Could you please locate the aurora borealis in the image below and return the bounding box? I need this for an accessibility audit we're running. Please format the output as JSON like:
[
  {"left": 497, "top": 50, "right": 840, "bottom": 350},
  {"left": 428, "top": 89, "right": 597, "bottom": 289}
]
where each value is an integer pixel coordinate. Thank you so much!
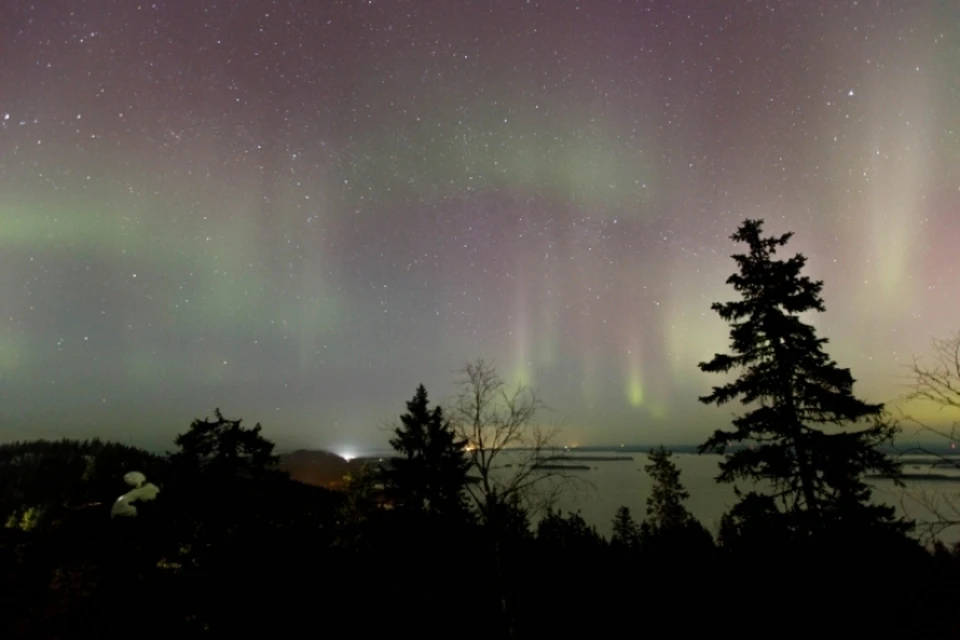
[{"left": 1, "top": 1, "right": 958, "bottom": 451}]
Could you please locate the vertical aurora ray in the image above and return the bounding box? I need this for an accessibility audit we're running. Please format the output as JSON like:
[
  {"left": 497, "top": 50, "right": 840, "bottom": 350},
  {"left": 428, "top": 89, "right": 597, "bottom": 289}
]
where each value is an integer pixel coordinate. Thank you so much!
[
  {"left": 536, "top": 295, "right": 559, "bottom": 370},
  {"left": 572, "top": 239, "right": 601, "bottom": 407},
  {"left": 534, "top": 222, "right": 562, "bottom": 371},
  {"left": 625, "top": 334, "right": 644, "bottom": 408},
  {"left": 861, "top": 70, "right": 934, "bottom": 308},
  {"left": 297, "top": 256, "right": 341, "bottom": 373},
  {"left": 509, "top": 262, "right": 533, "bottom": 389},
  {"left": 618, "top": 249, "right": 647, "bottom": 410},
  {"left": 0, "top": 334, "right": 24, "bottom": 376},
  {"left": 813, "top": 21, "right": 946, "bottom": 364}
]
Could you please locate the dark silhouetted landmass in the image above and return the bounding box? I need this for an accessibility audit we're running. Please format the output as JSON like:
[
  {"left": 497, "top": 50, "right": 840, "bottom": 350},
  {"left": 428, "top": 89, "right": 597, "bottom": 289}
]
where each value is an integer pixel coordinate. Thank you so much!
[
  {"left": 868, "top": 473, "right": 960, "bottom": 482},
  {"left": 544, "top": 455, "right": 633, "bottom": 462},
  {"left": 897, "top": 458, "right": 960, "bottom": 467},
  {"left": 532, "top": 463, "right": 591, "bottom": 470},
  {"left": 279, "top": 449, "right": 369, "bottom": 489}
]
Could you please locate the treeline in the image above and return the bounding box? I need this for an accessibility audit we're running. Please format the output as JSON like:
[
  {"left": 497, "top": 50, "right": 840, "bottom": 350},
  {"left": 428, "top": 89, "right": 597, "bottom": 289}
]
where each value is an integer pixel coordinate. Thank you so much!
[
  {"left": 1, "top": 403, "right": 958, "bottom": 639},
  {"left": 4, "top": 218, "right": 960, "bottom": 638}
]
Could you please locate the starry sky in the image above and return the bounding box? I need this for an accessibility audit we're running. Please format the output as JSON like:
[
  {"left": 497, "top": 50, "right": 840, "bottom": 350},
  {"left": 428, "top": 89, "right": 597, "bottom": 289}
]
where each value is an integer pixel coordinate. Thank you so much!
[{"left": 1, "top": 0, "right": 958, "bottom": 452}]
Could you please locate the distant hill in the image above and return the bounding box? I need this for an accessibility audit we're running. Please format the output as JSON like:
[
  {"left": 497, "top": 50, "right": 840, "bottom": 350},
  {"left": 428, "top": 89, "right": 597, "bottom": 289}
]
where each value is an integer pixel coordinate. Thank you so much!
[{"left": 279, "top": 449, "right": 380, "bottom": 490}]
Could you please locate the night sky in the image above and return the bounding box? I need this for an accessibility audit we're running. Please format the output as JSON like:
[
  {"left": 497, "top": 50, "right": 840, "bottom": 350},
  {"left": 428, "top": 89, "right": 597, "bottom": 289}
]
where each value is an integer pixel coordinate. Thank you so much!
[{"left": 1, "top": 1, "right": 958, "bottom": 452}]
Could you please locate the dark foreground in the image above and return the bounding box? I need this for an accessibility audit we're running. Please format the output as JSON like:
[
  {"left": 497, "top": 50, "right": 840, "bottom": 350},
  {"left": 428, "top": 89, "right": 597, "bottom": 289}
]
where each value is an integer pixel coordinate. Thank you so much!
[
  {"left": 4, "top": 437, "right": 960, "bottom": 639},
  {"left": 4, "top": 481, "right": 960, "bottom": 639}
]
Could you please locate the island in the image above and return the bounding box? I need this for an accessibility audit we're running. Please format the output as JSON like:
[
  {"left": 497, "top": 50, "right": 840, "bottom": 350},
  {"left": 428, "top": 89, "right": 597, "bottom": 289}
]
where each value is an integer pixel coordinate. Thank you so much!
[
  {"left": 544, "top": 455, "right": 633, "bottom": 462},
  {"left": 532, "top": 463, "right": 591, "bottom": 471}
]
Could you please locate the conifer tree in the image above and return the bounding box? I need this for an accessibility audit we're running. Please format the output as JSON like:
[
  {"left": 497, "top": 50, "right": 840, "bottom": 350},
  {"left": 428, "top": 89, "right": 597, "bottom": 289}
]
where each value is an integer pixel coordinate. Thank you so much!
[
  {"left": 638, "top": 447, "right": 713, "bottom": 556},
  {"left": 384, "top": 384, "right": 471, "bottom": 518},
  {"left": 642, "top": 447, "right": 695, "bottom": 532},
  {"left": 536, "top": 509, "right": 602, "bottom": 550},
  {"left": 171, "top": 408, "right": 280, "bottom": 481},
  {"left": 610, "top": 506, "right": 641, "bottom": 550},
  {"left": 698, "top": 219, "right": 909, "bottom": 539}
]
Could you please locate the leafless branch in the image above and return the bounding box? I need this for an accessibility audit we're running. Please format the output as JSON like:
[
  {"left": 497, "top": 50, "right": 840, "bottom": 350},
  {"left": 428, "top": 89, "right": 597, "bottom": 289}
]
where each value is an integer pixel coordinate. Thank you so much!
[
  {"left": 446, "top": 358, "right": 588, "bottom": 524},
  {"left": 895, "top": 331, "right": 960, "bottom": 544},
  {"left": 895, "top": 476, "right": 960, "bottom": 546},
  {"left": 905, "top": 331, "right": 960, "bottom": 415}
]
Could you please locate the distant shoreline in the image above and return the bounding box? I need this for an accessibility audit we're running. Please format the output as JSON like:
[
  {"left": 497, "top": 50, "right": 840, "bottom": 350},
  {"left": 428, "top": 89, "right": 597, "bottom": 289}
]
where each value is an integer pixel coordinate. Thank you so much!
[
  {"left": 533, "top": 464, "right": 591, "bottom": 471},
  {"left": 543, "top": 455, "right": 633, "bottom": 462},
  {"left": 272, "top": 443, "right": 960, "bottom": 458},
  {"left": 868, "top": 473, "right": 960, "bottom": 483}
]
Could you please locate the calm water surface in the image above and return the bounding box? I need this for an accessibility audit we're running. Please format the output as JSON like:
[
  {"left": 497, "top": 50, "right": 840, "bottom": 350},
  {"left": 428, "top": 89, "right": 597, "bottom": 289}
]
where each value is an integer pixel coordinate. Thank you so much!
[{"left": 365, "top": 450, "right": 960, "bottom": 544}]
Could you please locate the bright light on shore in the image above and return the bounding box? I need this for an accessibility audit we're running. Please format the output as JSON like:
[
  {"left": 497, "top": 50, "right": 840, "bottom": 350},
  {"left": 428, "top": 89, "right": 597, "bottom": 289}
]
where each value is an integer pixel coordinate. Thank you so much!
[{"left": 339, "top": 450, "right": 356, "bottom": 462}]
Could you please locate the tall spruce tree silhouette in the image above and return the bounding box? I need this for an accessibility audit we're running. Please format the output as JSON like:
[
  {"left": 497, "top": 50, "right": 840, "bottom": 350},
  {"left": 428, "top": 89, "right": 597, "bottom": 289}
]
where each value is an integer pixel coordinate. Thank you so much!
[
  {"left": 698, "top": 219, "right": 909, "bottom": 540},
  {"left": 385, "top": 385, "right": 471, "bottom": 519}
]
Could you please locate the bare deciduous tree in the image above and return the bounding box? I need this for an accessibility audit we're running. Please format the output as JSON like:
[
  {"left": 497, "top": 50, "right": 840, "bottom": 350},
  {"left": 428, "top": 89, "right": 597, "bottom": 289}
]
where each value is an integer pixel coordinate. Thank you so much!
[
  {"left": 444, "top": 359, "right": 586, "bottom": 638},
  {"left": 906, "top": 331, "right": 960, "bottom": 434},
  {"left": 447, "top": 358, "right": 579, "bottom": 524},
  {"left": 899, "top": 330, "right": 960, "bottom": 542}
]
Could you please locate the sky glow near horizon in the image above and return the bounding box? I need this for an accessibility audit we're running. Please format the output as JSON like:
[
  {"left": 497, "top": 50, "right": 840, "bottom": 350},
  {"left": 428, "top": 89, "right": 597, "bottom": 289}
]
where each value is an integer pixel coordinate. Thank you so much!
[{"left": 1, "top": 1, "right": 958, "bottom": 451}]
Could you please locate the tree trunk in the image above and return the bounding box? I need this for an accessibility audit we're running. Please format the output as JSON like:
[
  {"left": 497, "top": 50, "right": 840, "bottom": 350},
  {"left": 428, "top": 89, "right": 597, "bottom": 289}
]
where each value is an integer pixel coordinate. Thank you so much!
[
  {"left": 493, "top": 536, "right": 515, "bottom": 638},
  {"left": 486, "top": 498, "right": 515, "bottom": 638},
  {"left": 773, "top": 341, "right": 819, "bottom": 523}
]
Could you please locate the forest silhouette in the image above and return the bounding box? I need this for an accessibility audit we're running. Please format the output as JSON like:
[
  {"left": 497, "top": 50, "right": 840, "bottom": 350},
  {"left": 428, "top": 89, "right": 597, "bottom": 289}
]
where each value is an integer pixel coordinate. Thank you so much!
[{"left": 3, "top": 220, "right": 960, "bottom": 638}]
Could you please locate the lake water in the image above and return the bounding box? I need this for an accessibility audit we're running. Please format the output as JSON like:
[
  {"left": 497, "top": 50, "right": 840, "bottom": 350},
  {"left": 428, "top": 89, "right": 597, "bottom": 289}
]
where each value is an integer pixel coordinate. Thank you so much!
[
  {"left": 540, "top": 453, "right": 960, "bottom": 543},
  {"left": 368, "top": 450, "right": 960, "bottom": 545}
]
